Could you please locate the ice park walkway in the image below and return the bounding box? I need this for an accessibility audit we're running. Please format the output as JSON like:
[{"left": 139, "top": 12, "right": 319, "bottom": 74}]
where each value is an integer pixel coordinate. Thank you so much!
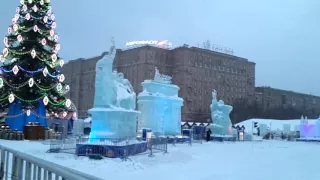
[{"left": 1, "top": 139, "right": 319, "bottom": 180}]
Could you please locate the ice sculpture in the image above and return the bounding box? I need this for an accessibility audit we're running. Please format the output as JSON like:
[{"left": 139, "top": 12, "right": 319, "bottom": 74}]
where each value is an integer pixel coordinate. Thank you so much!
[
  {"left": 299, "top": 116, "right": 320, "bottom": 138},
  {"left": 137, "top": 67, "right": 183, "bottom": 136},
  {"left": 300, "top": 115, "right": 308, "bottom": 125},
  {"left": 209, "top": 90, "right": 233, "bottom": 136},
  {"left": 88, "top": 53, "right": 140, "bottom": 139},
  {"left": 282, "top": 124, "right": 291, "bottom": 134}
]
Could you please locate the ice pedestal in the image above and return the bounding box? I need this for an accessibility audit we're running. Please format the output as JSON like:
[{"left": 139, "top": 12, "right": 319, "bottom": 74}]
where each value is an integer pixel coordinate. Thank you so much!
[
  {"left": 137, "top": 68, "right": 183, "bottom": 136},
  {"left": 163, "top": 101, "right": 183, "bottom": 135},
  {"left": 138, "top": 98, "right": 167, "bottom": 135},
  {"left": 89, "top": 108, "right": 139, "bottom": 139}
]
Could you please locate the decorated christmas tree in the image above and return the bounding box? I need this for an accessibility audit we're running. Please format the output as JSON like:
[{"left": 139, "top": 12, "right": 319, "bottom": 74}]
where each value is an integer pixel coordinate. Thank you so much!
[{"left": 0, "top": 0, "right": 72, "bottom": 130}]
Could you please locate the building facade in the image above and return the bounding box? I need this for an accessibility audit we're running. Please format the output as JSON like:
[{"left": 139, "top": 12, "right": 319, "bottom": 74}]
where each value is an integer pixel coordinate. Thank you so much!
[
  {"left": 62, "top": 46, "right": 255, "bottom": 121},
  {"left": 60, "top": 52, "right": 107, "bottom": 117},
  {"left": 114, "top": 45, "right": 256, "bottom": 122},
  {"left": 255, "top": 86, "right": 320, "bottom": 112}
]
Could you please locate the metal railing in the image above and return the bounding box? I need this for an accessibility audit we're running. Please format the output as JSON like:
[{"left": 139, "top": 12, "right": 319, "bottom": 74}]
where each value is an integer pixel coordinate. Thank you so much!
[
  {"left": 149, "top": 137, "right": 168, "bottom": 152},
  {"left": 48, "top": 136, "right": 170, "bottom": 159},
  {"left": 76, "top": 138, "right": 133, "bottom": 160},
  {"left": 47, "top": 138, "right": 77, "bottom": 154},
  {"left": 0, "top": 145, "right": 103, "bottom": 180},
  {"left": 147, "top": 137, "right": 168, "bottom": 157},
  {"left": 192, "top": 134, "right": 204, "bottom": 144}
]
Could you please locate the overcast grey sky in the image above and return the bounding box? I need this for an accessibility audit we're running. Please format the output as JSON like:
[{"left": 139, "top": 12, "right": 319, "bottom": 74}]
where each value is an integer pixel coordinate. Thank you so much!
[{"left": 1, "top": 0, "right": 320, "bottom": 95}]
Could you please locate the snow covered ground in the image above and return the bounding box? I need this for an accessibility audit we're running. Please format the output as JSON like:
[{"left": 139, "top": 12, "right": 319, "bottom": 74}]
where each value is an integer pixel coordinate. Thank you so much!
[{"left": 1, "top": 139, "right": 320, "bottom": 180}]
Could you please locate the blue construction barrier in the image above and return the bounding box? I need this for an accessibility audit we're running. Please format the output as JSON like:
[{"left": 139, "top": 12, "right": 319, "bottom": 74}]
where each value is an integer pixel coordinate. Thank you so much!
[
  {"left": 76, "top": 138, "right": 148, "bottom": 158},
  {"left": 211, "top": 136, "right": 236, "bottom": 142}
]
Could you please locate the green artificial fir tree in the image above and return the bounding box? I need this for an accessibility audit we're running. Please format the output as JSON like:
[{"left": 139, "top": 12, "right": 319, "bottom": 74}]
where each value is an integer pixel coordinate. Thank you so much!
[{"left": 0, "top": 0, "right": 72, "bottom": 130}]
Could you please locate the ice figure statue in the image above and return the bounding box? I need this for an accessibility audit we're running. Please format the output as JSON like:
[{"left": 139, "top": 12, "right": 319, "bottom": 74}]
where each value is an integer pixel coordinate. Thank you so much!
[
  {"left": 89, "top": 42, "right": 140, "bottom": 139},
  {"left": 137, "top": 67, "right": 183, "bottom": 136},
  {"left": 300, "top": 115, "right": 308, "bottom": 125},
  {"left": 209, "top": 90, "right": 233, "bottom": 136}
]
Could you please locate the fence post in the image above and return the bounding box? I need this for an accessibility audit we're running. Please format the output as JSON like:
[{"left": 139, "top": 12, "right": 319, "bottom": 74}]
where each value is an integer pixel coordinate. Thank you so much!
[
  {"left": 0, "top": 148, "right": 4, "bottom": 180},
  {"left": 24, "top": 161, "right": 31, "bottom": 180},
  {"left": 124, "top": 140, "right": 128, "bottom": 161},
  {"left": 33, "top": 165, "right": 36, "bottom": 180},
  {"left": 122, "top": 140, "right": 129, "bottom": 161},
  {"left": 0, "top": 162, "right": 3, "bottom": 180},
  {"left": 164, "top": 138, "right": 168, "bottom": 154},
  {"left": 172, "top": 137, "right": 176, "bottom": 147},
  {"left": 188, "top": 137, "right": 192, "bottom": 146},
  {"left": 17, "top": 158, "right": 23, "bottom": 180},
  {"left": 5, "top": 151, "right": 9, "bottom": 180},
  {"left": 148, "top": 138, "right": 154, "bottom": 157},
  {"left": 11, "top": 155, "right": 17, "bottom": 180},
  {"left": 43, "top": 170, "right": 48, "bottom": 180},
  {"left": 37, "top": 166, "right": 41, "bottom": 180}
]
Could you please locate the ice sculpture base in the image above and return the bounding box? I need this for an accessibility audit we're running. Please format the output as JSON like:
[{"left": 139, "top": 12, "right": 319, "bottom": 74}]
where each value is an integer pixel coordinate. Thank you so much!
[
  {"left": 89, "top": 107, "right": 140, "bottom": 139},
  {"left": 76, "top": 140, "right": 147, "bottom": 158}
]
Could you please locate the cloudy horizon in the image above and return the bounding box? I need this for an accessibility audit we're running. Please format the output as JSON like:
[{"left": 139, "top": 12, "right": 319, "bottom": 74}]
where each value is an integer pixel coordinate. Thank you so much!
[{"left": 1, "top": 0, "right": 319, "bottom": 95}]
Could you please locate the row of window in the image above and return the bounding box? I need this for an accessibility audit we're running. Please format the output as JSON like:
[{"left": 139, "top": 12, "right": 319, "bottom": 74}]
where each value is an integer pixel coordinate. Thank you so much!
[
  {"left": 266, "top": 97, "right": 318, "bottom": 108},
  {"left": 190, "top": 78, "right": 248, "bottom": 89},
  {"left": 188, "top": 60, "right": 250, "bottom": 75},
  {"left": 187, "top": 68, "right": 249, "bottom": 81},
  {"left": 188, "top": 52, "right": 249, "bottom": 67}
]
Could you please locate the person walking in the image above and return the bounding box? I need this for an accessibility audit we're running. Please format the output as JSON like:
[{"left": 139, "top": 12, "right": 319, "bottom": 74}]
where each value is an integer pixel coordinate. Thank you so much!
[{"left": 206, "top": 128, "right": 212, "bottom": 142}]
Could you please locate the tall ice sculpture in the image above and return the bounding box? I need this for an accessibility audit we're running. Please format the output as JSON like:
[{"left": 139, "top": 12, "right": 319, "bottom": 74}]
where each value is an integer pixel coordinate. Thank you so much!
[
  {"left": 137, "top": 67, "right": 184, "bottom": 136},
  {"left": 89, "top": 42, "right": 140, "bottom": 139},
  {"left": 209, "top": 90, "right": 233, "bottom": 136}
]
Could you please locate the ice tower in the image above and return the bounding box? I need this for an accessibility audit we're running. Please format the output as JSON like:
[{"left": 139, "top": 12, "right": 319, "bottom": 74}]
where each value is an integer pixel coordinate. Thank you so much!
[
  {"left": 88, "top": 43, "right": 140, "bottom": 139},
  {"left": 209, "top": 90, "right": 233, "bottom": 136},
  {"left": 137, "top": 68, "right": 183, "bottom": 136}
]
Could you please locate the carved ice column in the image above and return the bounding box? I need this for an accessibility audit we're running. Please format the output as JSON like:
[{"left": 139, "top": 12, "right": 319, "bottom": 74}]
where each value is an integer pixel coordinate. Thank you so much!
[{"left": 138, "top": 67, "right": 183, "bottom": 136}]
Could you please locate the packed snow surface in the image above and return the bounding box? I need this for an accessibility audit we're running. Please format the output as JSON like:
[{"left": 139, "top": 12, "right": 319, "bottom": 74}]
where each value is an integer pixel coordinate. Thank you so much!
[{"left": 1, "top": 139, "right": 319, "bottom": 180}]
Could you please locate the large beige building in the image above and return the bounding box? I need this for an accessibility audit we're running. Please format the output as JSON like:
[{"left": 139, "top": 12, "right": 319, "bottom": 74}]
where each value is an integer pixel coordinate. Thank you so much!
[
  {"left": 62, "top": 45, "right": 256, "bottom": 121},
  {"left": 60, "top": 52, "right": 107, "bottom": 117},
  {"left": 114, "top": 45, "right": 255, "bottom": 122}
]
